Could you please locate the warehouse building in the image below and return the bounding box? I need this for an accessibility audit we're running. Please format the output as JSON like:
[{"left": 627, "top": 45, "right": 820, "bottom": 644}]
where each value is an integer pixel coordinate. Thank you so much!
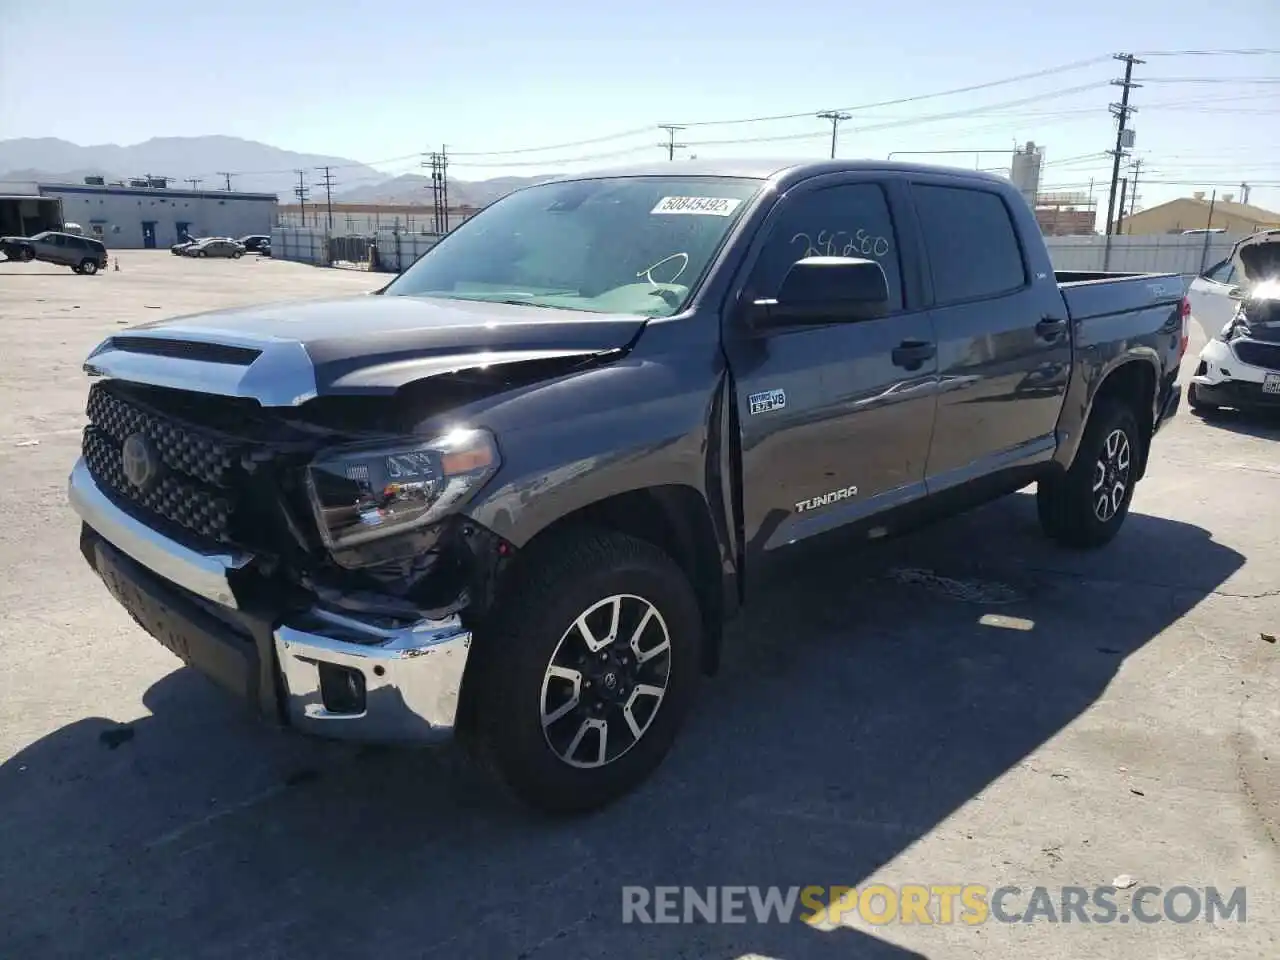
[{"left": 0, "top": 178, "right": 278, "bottom": 249}]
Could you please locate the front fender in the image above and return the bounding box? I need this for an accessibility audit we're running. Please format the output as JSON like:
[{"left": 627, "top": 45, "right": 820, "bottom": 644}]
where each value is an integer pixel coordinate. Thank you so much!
[{"left": 460, "top": 351, "right": 726, "bottom": 551}]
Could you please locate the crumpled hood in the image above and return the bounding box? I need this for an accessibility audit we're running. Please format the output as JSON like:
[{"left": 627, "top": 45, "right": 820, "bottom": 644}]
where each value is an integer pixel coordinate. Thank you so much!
[{"left": 84, "top": 294, "right": 648, "bottom": 406}]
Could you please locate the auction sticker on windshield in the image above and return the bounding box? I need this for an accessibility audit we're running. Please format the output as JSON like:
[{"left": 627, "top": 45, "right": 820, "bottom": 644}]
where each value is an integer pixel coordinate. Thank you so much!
[{"left": 651, "top": 196, "right": 743, "bottom": 216}]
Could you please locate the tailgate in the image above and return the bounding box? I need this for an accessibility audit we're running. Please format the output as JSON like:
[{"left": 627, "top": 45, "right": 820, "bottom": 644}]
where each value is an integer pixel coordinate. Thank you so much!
[{"left": 1057, "top": 272, "right": 1185, "bottom": 323}]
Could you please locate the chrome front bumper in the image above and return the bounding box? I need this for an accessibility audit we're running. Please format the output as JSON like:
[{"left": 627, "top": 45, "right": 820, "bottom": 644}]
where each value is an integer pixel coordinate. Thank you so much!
[{"left": 68, "top": 458, "right": 472, "bottom": 743}]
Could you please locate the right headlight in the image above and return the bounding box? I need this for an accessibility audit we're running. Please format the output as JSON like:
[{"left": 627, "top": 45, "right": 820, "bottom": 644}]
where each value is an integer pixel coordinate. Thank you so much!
[{"left": 306, "top": 428, "right": 499, "bottom": 552}]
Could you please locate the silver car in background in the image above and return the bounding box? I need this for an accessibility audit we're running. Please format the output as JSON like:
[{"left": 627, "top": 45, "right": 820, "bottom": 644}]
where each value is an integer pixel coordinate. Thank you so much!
[{"left": 184, "top": 237, "right": 245, "bottom": 259}]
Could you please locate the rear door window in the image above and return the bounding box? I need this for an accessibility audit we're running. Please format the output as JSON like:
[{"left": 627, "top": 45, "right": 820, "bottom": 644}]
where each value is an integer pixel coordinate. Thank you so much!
[
  {"left": 750, "top": 182, "right": 904, "bottom": 312},
  {"left": 912, "top": 185, "right": 1027, "bottom": 304}
]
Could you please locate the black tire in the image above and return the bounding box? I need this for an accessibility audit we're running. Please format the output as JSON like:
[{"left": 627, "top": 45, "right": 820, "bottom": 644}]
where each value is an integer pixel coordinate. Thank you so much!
[
  {"left": 1187, "top": 383, "right": 1217, "bottom": 414},
  {"left": 197, "top": 250, "right": 207, "bottom": 258},
  {"left": 79, "top": 258, "right": 98, "bottom": 275},
  {"left": 1037, "top": 400, "right": 1141, "bottom": 549},
  {"left": 232, "top": 250, "right": 243, "bottom": 259},
  {"left": 470, "top": 528, "right": 702, "bottom": 815},
  {"left": 20, "top": 247, "right": 34, "bottom": 262},
  {"left": 70, "top": 264, "right": 83, "bottom": 274}
]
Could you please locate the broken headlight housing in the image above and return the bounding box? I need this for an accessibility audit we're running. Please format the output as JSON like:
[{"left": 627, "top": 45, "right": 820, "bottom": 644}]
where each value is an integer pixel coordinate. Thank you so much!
[{"left": 306, "top": 428, "right": 499, "bottom": 551}]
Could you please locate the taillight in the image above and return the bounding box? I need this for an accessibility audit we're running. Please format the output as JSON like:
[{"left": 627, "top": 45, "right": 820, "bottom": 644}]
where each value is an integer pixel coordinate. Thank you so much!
[{"left": 1177, "top": 297, "right": 1190, "bottom": 362}]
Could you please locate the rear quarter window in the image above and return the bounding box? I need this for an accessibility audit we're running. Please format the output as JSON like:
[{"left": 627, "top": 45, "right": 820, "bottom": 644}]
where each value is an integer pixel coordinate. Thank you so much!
[{"left": 912, "top": 185, "right": 1027, "bottom": 305}]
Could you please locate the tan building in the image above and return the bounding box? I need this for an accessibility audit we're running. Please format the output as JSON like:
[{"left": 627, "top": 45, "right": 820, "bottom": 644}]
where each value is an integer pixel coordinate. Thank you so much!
[{"left": 1119, "top": 192, "right": 1280, "bottom": 236}]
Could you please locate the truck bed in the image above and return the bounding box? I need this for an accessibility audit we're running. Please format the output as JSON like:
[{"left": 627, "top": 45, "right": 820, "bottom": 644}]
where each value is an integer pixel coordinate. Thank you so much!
[{"left": 1056, "top": 270, "right": 1186, "bottom": 323}]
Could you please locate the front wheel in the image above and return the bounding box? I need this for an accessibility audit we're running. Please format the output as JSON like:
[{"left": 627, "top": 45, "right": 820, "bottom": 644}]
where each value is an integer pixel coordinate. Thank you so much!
[
  {"left": 232, "top": 250, "right": 243, "bottom": 259},
  {"left": 1037, "top": 400, "right": 1141, "bottom": 549},
  {"left": 470, "top": 529, "right": 702, "bottom": 814}
]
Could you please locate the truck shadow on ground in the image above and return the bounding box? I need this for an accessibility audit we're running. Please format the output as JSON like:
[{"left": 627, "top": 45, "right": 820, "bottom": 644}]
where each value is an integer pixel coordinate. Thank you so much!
[{"left": 0, "top": 492, "right": 1244, "bottom": 960}]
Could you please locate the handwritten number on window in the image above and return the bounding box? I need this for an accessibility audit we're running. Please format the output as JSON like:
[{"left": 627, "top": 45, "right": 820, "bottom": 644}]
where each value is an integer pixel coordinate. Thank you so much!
[{"left": 790, "top": 230, "right": 890, "bottom": 259}]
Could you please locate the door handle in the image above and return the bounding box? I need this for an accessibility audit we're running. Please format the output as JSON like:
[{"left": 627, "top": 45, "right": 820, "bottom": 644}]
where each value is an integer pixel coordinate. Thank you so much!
[
  {"left": 891, "top": 339, "right": 936, "bottom": 369},
  {"left": 1036, "top": 317, "right": 1067, "bottom": 340}
]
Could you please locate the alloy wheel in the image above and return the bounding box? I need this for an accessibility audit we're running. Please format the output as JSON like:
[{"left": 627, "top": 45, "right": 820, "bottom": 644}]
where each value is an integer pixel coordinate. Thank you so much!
[
  {"left": 1092, "top": 427, "right": 1131, "bottom": 522},
  {"left": 539, "top": 594, "right": 672, "bottom": 769}
]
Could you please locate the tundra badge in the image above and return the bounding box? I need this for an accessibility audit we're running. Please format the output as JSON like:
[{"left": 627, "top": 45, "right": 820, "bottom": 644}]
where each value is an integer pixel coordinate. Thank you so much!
[
  {"left": 795, "top": 485, "right": 859, "bottom": 513},
  {"left": 749, "top": 389, "right": 787, "bottom": 415}
]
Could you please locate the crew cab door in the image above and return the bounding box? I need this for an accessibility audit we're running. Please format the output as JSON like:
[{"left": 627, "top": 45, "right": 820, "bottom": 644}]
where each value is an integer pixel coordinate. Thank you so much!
[
  {"left": 908, "top": 180, "right": 1072, "bottom": 488},
  {"left": 722, "top": 175, "right": 938, "bottom": 565}
]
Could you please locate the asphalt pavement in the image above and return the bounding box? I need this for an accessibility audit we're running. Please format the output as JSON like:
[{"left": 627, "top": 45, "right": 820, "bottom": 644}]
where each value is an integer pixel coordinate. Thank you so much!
[{"left": 0, "top": 251, "right": 1277, "bottom": 959}]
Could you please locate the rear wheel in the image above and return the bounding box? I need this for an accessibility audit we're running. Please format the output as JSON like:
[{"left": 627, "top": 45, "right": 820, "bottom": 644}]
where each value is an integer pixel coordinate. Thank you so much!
[
  {"left": 79, "top": 258, "right": 98, "bottom": 275},
  {"left": 1037, "top": 400, "right": 1140, "bottom": 549},
  {"left": 470, "top": 529, "right": 702, "bottom": 814}
]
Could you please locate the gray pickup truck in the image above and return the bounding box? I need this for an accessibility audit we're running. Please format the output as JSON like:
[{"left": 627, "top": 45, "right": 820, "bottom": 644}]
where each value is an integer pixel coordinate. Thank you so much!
[{"left": 69, "top": 160, "right": 1186, "bottom": 813}]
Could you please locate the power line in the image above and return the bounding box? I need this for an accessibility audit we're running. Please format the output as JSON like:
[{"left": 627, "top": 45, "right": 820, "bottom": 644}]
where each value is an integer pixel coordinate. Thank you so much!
[
  {"left": 816, "top": 111, "right": 853, "bottom": 159},
  {"left": 450, "top": 127, "right": 654, "bottom": 158},
  {"left": 1136, "top": 48, "right": 1280, "bottom": 56},
  {"left": 1139, "top": 76, "right": 1280, "bottom": 83},
  {"left": 666, "top": 54, "right": 1113, "bottom": 128}
]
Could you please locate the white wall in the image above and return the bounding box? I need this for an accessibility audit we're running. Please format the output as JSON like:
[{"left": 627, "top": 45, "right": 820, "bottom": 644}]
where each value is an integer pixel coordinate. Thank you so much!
[
  {"left": 42, "top": 187, "right": 277, "bottom": 249},
  {"left": 1045, "top": 233, "right": 1241, "bottom": 275}
]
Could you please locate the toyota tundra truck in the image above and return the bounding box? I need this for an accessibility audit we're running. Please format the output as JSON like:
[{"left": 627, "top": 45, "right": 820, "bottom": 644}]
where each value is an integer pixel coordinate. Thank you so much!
[{"left": 69, "top": 160, "right": 1186, "bottom": 813}]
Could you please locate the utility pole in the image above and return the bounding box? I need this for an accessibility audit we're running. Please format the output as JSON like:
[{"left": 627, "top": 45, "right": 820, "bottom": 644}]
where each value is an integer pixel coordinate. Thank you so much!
[
  {"left": 1127, "top": 158, "right": 1143, "bottom": 229},
  {"left": 1105, "top": 53, "right": 1143, "bottom": 237},
  {"left": 294, "top": 170, "right": 310, "bottom": 228},
  {"left": 1199, "top": 189, "right": 1217, "bottom": 274},
  {"left": 657, "top": 125, "right": 686, "bottom": 161},
  {"left": 1240, "top": 182, "right": 1251, "bottom": 205},
  {"left": 316, "top": 166, "right": 337, "bottom": 230},
  {"left": 440, "top": 145, "right": 450, "bottom": 233},
  {"left": 817, "top": 111, "right": 853, "bottom": 159},
  {"left": 1115, "top": 177, "right": 1128, "bottom": 236},
  {"left": 423, "top": 149, "right": 450, "bottom": 234},
  {"left": 217, "top": 172, "right": 234, "bottom": 191},
  {"left": 184, "top": 178, "right": 202, "bottom": 191}
]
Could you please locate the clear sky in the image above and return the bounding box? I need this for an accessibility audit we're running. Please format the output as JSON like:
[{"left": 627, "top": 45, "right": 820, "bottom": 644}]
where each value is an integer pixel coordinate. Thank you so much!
[{"left": 2, "top": 0, "right": 1278, "bottom": 216}]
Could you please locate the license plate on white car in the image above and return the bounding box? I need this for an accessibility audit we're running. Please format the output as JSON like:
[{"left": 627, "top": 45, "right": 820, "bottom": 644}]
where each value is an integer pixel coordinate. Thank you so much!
[{"left": 1264, "top": 373, "right": 1280, "bottom": 395}]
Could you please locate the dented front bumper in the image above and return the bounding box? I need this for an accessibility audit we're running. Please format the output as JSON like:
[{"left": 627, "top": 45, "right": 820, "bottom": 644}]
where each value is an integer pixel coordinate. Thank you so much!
[{"left": 69, "top": 457, "right": 472, "bottom": 743}]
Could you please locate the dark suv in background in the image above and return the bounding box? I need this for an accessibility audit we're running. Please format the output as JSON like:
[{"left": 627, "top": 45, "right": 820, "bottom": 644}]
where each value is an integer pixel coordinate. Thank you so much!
[
  {"left": 237, "top": 234, "right": 271, "bottom": 253},
  {"left": 0, "top": 231, "right": 109, "bottom": 274}
]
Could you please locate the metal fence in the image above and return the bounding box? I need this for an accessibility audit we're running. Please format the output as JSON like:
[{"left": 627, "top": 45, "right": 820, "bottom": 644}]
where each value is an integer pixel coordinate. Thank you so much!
[
  {"left": 1044, "top": 233, "right": 1241, "bottom": 275},
  {"left": 270, "top": 226, "right": 440, "bottom": 272}
]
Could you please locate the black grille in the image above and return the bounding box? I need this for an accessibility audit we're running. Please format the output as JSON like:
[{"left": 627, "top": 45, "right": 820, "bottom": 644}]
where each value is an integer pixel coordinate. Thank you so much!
[
  {"left": 1232, "top": 340, "right": 1280, "bottom": 370},
  {"left": 82, "top": 383, "right": 260, "bottom": 547},
  {"left": 86, "top": 383, "right": 239, "bottom": 486},
  {"left": 84, "top": 426, "right": 235, "bottom": 542}
]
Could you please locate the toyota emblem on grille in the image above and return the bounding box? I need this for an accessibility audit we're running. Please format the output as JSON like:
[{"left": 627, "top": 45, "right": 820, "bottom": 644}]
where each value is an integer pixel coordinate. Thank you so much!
[{"left": 121, "top": 433, "right": 160, "bottom": 490}]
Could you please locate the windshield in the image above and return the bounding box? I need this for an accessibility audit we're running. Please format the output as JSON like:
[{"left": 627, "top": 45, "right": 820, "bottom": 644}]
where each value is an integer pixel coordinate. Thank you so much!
[{"left": 383, "top": 176, "right": 762, "bottom": 316}]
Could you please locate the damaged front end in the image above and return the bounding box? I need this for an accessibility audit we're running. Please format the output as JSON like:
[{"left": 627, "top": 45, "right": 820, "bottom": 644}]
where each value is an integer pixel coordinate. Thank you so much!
[{"left": 70, "top": 340, "right": 623, "bottom": 741}]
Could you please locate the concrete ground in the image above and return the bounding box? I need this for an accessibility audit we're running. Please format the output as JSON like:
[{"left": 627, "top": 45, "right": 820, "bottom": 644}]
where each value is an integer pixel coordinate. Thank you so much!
[{"left": 0, "top": 250, "right": 1277, "bottom": 959}]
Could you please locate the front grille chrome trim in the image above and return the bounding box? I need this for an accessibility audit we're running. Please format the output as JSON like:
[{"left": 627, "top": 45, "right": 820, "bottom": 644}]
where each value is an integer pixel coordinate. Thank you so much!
[{"left": 69, "top": 458, "right": 251, "bottom": 608}]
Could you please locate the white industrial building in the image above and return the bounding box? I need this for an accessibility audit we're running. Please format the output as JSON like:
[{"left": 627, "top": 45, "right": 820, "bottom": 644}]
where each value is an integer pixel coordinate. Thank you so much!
[{"left": 0, "top": 178, "right": 278, "bottom": 249}]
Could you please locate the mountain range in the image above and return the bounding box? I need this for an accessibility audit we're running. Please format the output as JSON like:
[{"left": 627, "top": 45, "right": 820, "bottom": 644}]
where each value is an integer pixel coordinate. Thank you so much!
[{"left": 0, "top": 136, "right": 554, "bottom": 208}]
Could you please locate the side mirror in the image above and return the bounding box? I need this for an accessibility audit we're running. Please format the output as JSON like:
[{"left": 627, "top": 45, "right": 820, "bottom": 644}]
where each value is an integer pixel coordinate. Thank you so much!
[
  {"left": 1227, "top": 286, "right": 1245, "bottom": 301},
  {"left": 746, "top": 256, "right": 890, "bottom": 329}
]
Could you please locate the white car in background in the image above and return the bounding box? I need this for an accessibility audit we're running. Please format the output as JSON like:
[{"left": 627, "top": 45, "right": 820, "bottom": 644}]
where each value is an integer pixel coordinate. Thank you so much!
[{"left": 1187, "top": 230, "right": 1280, "bottom": 413}]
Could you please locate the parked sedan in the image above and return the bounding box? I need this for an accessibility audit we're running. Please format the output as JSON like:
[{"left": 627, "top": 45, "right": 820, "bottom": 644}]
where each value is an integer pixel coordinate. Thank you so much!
[
  {"left": 170, "top": 238, "right": 200, "bottom": 255},
  {"left": 236, "top": 234, "right": 271, "bottom": 253},
  {"left": 184, "top": 237, "right": 245, "bottom": 259}
]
